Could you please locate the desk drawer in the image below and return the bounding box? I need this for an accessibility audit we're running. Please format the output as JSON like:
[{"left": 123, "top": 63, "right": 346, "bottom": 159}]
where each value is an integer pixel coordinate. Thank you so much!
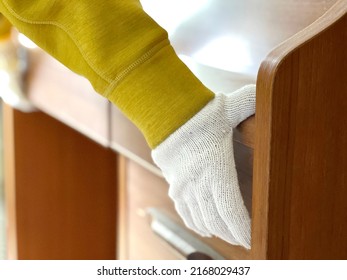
[{"left": 26, "top": 50, "right": 110, "bottom": 146}]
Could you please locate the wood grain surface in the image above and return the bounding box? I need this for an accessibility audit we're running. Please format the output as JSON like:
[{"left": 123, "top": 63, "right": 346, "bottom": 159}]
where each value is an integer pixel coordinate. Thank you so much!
[
  {"left": 252, "top": 0, "right": 347, "bottom": 259},
  {"left": 3, "top": 105, "right": 118, "bottom": 259}
]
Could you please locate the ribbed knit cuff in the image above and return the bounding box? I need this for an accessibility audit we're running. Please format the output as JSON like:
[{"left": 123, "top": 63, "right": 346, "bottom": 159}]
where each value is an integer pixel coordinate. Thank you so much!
[{"left": 106, "top": 43, "right": 215, "bottom": 149}]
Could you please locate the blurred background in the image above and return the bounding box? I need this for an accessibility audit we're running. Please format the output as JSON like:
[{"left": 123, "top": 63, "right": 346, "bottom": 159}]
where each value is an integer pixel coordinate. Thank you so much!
[
  {"left": 0, "top": 13, "right": 9, "bottom": 260},
  {"left": 0, "top": 103, "right": 4, "bottom": 260}
]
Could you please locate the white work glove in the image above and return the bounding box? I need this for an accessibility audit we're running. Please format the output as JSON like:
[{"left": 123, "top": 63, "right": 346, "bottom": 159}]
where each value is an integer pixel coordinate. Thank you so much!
[{"left": 152, "top": 85, "right": 256, "bottom": 249}]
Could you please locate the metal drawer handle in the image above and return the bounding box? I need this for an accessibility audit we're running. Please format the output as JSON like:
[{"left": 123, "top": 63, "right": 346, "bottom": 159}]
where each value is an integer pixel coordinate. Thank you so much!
[{"left": 147, "top": 208, "right": 225, "bottom": 260}]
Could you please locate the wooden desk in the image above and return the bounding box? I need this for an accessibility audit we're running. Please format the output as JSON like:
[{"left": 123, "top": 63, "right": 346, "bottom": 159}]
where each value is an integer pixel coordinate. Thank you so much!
[{"left": 3, "top": 0, "right": 347, "bottom": 259}]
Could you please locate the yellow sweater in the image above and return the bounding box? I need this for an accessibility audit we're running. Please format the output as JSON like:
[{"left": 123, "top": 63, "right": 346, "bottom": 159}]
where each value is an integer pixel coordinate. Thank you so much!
[
  {"left": 0, "top": 13, "right": 11, "bottom": 40},
  {"left": 0, "top": 0, "right": 214, "bottom": 148}
]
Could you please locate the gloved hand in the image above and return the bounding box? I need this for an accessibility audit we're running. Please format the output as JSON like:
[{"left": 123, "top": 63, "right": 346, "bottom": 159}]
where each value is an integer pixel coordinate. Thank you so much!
[{"left": 152, "top": 85, "right": 256, "bottom": 249}]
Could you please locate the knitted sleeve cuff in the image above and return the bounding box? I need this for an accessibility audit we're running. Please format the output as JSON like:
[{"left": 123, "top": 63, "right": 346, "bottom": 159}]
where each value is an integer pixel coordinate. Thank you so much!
[{"left": 106, "top": 42, "right": 215, "bottom": 148}]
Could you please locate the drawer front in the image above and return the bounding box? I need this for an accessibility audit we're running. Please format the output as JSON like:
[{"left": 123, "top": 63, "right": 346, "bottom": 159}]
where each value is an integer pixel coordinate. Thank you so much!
[
  {"left": 110, "top": 106, "right": 161, "bottom": 175},
  {"left": 118, "top": 157, "right": 251, "bottom": 260},
  {"left": 26, "top": 50, "right": 110, "bottom": 146}
]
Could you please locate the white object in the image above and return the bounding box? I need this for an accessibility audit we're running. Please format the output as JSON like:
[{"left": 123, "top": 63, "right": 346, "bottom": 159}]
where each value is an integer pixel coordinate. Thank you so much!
[
  {"left": 0, "top": 38, "right": 35, "bottom": 112},
  {"left": 152, "top": 85, "right": 256, "bottom": 249}
]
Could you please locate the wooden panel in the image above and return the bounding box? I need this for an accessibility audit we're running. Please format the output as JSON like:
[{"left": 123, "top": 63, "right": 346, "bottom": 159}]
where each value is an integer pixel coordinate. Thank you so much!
[
  {"left": 110, "top": 106, "right": 157, "bottom": 171},
  {"left": 3, "top": 105, "right": 118, "bottom": 259},
  {"left": 120, "top": 157, "right": 183, "bottom": 260},
  {"left": 26, "top": 49, "right": 110, "bottom": 146},
  {"left": 252, "top": 0, "right": 347, "bottom": 259},
  {"left": 118, "top": 157, "right": 250, "bottom": 260}
]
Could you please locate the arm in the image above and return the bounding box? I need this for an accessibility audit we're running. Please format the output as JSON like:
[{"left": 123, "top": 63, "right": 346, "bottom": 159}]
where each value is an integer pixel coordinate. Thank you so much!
[{"left": 0, "top": 0, "right": 255, "bottom": 248}]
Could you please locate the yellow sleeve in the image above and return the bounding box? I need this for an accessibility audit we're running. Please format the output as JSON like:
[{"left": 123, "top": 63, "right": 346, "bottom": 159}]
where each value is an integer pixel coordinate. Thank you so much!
[
  {"left": 0, "top": 0, "right": 214, "bottom": 148},
  {"left": 0, "top": 13, "right": 11, "bottom": 39}
]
